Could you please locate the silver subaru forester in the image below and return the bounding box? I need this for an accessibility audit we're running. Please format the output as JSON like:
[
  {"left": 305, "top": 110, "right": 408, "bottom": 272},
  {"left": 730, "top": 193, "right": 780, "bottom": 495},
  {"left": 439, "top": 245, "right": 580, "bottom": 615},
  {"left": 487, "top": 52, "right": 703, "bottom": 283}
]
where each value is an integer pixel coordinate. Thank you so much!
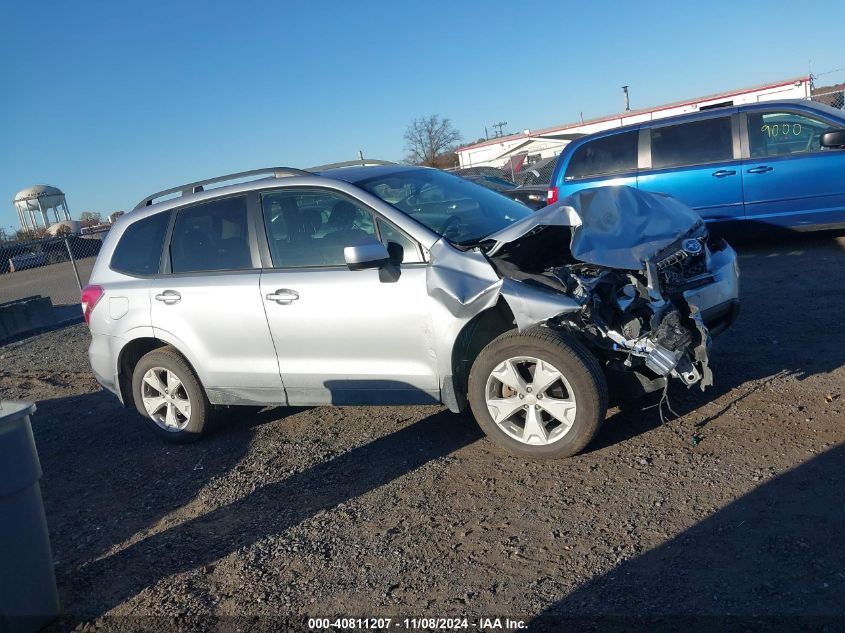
[{"left": 84, "top": 162, "right": 739, "bottom": 459}]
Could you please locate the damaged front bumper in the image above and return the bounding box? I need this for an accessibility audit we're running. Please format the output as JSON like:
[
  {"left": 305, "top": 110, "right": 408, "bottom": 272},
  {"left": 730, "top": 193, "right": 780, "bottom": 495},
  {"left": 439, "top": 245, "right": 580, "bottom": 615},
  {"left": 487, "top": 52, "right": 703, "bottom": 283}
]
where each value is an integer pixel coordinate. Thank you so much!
[
  {"left": 428, "top": 187, "right": 740, "bottom": 400},
  {"left": 564, "top": 238, "right": 740, "bottom": 393},
  {"left": 475, "top": 187, "right": 740, "bottom": 394},
  {"left": 682, "top": 243, "right": 740, "bottom": 337}
]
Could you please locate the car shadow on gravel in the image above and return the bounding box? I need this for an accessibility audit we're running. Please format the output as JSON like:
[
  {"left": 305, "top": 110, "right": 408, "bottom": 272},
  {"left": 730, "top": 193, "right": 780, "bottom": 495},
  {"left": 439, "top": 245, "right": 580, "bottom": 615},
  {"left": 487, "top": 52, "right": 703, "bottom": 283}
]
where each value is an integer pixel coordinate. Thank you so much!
[
  {"left": 57, "top": 408, "right": 480, "bottom": 621},
  {"left": 530, "top": 443, "right": 845, "bottom": 631},
  {"left": 30, "top": 392, "right": 302, "bottom": 614}
]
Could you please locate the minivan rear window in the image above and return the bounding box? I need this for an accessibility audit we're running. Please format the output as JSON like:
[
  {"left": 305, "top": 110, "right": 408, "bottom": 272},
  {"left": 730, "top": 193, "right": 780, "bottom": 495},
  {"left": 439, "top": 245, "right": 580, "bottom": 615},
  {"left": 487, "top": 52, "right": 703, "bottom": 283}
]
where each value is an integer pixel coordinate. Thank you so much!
[
  {"left": 565, "top": 131, "right": 638, "bottom": 180},
  {"left": 110, "top": 211, "right": 170, "bottom": 276},
  {"left": 651, "top": 116, "right": 733, "bottom": 169}
]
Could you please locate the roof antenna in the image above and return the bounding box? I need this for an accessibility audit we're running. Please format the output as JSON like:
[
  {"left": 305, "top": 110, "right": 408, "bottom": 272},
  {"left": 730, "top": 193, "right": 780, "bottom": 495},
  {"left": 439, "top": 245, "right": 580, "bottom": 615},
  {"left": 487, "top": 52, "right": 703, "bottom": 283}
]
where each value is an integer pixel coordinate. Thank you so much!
[
  {"left": 622, "top": 85, "right": 630, "bottom": 111},
  {"left": 358, "top": 150, "right": 364, "bottom": 163}
]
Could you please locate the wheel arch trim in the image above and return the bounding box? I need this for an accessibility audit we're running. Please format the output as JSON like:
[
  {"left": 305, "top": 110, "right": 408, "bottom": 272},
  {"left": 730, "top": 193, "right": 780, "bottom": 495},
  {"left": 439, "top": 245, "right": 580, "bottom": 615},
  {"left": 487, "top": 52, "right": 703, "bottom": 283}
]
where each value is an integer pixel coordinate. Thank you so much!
[{"left": 115, "top": 330, "right": 204, "bottom": 408}]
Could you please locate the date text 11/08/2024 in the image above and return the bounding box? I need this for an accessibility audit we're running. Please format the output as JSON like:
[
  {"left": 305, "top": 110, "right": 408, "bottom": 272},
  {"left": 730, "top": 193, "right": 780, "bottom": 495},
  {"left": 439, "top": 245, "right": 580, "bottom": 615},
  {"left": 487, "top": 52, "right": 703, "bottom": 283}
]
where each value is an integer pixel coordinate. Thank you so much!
[{"left": 307, "top": 617, "right": 527, "bottom": 630}]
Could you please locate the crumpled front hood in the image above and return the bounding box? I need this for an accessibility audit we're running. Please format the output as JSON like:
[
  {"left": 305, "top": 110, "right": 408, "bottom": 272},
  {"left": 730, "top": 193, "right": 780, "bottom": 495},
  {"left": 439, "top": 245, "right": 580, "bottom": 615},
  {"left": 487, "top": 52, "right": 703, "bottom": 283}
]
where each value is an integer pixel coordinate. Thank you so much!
[{"left": 485, "top": 186, "right": 703, "bottom": 270}]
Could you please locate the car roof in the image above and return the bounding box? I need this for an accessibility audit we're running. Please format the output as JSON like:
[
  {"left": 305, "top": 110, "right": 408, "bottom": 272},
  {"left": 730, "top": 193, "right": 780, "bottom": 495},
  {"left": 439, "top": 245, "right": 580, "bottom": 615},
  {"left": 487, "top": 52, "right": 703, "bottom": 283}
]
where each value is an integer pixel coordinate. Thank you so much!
[
  {"left": 573, "top": 99, "right": 843, "bottom": 142},
  {"left": 132, "top": 163, "right": 429, "bottom": 213},
  {"left": 314, "top": 164, "right": 426, "bottom": 182},
  {"left": 111, "top": 162, "right": 448, "bottom": 254}
]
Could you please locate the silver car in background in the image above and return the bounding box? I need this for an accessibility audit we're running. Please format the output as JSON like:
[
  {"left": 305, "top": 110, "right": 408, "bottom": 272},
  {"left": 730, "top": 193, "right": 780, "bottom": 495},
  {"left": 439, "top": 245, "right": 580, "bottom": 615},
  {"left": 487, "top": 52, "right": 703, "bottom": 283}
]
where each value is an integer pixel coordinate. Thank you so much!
[{"left": 84, "top": 162, "right": 739, "bottom": 459}]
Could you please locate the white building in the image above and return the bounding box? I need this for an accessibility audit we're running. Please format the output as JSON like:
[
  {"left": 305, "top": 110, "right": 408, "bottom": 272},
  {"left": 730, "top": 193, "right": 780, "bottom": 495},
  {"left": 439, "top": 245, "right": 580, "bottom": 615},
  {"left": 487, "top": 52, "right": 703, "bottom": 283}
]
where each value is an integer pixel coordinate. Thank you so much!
[{"left": 457, "top": 76, "right": 812, "bottom": 169}]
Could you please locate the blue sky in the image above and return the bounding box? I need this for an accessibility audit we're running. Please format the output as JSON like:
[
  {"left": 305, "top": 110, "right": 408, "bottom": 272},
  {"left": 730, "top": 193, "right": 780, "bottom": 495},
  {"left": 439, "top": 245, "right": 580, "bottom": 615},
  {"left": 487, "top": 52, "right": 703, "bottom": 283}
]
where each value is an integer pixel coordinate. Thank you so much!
[{"left": 2, "top": 0, "right": 844, "bottom": 231}]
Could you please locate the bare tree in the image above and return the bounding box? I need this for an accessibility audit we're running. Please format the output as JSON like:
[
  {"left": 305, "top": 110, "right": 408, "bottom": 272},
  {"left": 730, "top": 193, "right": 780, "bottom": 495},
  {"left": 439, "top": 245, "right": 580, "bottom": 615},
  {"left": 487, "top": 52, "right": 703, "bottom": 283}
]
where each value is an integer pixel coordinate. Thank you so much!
[
  {"left": 79, "top": 211, "right": 103, "bottom": 228},
  {"left": 15, "top": 227, "right": 48, "bottom": 242},
  {"left": 404, "top": 115, "right": 463, "bottom": 167}
]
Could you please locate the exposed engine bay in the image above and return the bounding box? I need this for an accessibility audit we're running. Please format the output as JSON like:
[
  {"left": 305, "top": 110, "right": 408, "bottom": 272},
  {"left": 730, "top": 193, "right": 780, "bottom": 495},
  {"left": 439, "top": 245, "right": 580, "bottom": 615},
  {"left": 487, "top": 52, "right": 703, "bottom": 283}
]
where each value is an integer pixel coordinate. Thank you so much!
[{"left": 476, "top": 187, "right": 741, "bottom": 392}]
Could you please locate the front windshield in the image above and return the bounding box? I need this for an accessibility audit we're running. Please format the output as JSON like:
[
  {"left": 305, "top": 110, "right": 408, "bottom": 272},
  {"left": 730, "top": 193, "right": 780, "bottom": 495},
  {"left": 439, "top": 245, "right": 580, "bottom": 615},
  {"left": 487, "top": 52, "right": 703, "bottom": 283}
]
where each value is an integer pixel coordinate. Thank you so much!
[{"left": 355, "top": 169, "right": 532, "bottom": 244}]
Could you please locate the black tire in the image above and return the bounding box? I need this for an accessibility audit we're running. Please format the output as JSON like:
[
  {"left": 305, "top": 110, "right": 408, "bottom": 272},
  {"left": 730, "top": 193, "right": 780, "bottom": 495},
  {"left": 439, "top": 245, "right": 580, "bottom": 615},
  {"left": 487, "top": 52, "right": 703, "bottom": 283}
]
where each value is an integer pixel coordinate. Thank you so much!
[
  {"left": 467, "top": 327, "right": 608, "bottom": 459},
  {"left": 131, "top": 346, "right": 211, "bottom": 443}
]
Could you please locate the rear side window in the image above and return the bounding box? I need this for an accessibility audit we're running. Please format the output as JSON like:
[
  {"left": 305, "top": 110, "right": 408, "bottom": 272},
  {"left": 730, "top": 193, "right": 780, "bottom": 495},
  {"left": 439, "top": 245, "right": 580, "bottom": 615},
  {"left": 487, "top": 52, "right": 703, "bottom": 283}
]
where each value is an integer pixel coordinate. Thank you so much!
[
  {"left": 170, "top": 196, "right": 251, "bottom": 273},
  {"left": 110, "top": 212, "right": 170, "bottom": 275},
  {"left": 565, "top": 131, "right": 638, "bottom": 180},
  {"left": 651, "top": 116, "right": 733, "bottom": 169}
]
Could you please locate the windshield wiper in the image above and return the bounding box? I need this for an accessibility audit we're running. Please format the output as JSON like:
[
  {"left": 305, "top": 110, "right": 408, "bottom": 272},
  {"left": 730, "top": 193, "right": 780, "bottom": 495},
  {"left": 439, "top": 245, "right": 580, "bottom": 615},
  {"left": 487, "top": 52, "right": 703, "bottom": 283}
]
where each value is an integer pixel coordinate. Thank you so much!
[{"left": 450, "top": 235, "right": 490, "bottom": 249}]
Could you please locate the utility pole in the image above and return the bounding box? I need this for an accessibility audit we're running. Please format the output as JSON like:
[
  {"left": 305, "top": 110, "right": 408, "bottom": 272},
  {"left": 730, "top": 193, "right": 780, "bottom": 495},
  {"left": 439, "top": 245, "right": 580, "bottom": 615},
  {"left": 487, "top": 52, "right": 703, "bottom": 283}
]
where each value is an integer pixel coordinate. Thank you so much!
[
  {"left": 491, "top": 121, "right": 508, "bottom": 138},
  {"left": 622, "top": 85, "right": 630, "bottom": 111}
]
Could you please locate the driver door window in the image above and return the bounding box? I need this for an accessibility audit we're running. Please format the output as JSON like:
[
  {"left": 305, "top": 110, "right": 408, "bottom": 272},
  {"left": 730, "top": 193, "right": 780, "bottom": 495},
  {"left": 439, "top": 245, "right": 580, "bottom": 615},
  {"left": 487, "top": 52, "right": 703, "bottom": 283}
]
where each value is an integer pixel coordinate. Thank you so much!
[
  {"left": 376, "top": 218, "right": 424, "bottom": 263},
  {"left": 747, "top": 111, "right": 835, "bottom": 158},
  {"left": 261, "top": 190, "right": 376, "bottom": 267}
]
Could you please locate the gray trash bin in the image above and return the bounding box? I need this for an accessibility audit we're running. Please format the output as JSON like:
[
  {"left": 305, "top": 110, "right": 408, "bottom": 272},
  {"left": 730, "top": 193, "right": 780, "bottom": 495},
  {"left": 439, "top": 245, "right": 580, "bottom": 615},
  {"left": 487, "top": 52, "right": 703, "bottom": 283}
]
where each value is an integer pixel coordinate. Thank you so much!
[{"left": 0, "top": 401, "right": 59, "bottom": 633}]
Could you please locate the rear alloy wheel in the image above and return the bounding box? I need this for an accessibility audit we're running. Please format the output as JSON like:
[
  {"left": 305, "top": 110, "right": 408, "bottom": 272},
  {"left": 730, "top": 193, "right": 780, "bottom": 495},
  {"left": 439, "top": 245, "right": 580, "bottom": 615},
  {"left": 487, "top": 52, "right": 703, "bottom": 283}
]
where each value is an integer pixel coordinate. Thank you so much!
[
  {"left": 132, "top": 347, "right": 210, "bottom": 442},
  {"left": 468, "top": 328, "right": 607, "bottom": 459},
  {"left": 140, "top": 367, "right": 192, "bottom": 432}
]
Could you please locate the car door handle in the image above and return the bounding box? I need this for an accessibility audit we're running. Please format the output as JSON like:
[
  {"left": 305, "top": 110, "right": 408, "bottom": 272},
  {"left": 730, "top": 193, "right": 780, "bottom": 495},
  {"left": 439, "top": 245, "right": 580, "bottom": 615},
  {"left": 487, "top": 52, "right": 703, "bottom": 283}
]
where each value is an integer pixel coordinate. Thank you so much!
[
  {"left": 154, "top": 290, "right": 181, "bottom": 304},
  {"left": 711, "top": 169, "right": 736, "bottom": 178},
  {"left": 746, "top": 165, "right": 773, "bottom": 174},
  {"left": 265, "top": 289, "right": 299, "bottom": 304}
]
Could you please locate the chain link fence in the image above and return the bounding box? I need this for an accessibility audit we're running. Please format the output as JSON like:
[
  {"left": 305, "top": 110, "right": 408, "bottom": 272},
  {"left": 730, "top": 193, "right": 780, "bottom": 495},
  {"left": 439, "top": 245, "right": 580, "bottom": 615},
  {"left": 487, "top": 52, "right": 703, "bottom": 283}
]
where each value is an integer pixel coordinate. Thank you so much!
[
  {"left": 811, "top": 89, "right": 845, "bottom": 111},
  {"left": 0, "top": 232, "right": 105, "bottom": 310}
]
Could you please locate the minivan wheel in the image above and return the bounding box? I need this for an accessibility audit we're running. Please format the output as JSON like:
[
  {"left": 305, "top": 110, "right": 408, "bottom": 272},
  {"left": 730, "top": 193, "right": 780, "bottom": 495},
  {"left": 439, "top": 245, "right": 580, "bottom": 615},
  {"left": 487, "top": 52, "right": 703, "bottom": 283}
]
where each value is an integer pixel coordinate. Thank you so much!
[
  {"left": 468, "top": 328, "right": 608, "bottom": 459},
  {"left": 131, "top": 347, "right": 210, "bottom": 442}
]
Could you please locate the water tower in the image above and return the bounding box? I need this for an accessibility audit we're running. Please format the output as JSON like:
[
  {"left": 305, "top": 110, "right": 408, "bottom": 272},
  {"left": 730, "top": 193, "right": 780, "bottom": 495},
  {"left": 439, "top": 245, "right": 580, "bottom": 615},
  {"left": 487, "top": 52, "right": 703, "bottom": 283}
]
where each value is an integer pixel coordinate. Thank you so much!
[{"left": 13, "top": 185, "right": 71, "bottom": 232}]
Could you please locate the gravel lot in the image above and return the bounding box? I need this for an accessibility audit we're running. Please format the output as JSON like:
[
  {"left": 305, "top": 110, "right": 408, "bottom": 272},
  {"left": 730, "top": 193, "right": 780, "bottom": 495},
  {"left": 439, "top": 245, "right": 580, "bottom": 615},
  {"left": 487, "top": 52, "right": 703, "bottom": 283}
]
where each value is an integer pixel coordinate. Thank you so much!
[{"left": 1, "top": 231, "right": 843, "bottom": 631}]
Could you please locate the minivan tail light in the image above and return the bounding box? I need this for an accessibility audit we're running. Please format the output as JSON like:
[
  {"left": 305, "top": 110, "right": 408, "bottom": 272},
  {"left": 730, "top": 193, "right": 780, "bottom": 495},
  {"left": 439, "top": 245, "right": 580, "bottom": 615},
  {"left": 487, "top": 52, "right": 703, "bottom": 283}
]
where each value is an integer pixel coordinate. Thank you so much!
[
  {"left": 547, "top": 187, "right": 559, "bottom": 205},
  {"left": 81, "top": 285, "right": 104, "bottom": 325}
]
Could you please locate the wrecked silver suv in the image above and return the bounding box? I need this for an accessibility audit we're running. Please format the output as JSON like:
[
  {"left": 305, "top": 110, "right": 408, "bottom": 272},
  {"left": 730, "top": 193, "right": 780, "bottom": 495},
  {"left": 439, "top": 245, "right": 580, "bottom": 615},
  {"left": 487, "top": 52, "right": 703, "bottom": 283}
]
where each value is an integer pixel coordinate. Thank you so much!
[{"left": 86, "top": 164, "right": 739, "bottom": 459}]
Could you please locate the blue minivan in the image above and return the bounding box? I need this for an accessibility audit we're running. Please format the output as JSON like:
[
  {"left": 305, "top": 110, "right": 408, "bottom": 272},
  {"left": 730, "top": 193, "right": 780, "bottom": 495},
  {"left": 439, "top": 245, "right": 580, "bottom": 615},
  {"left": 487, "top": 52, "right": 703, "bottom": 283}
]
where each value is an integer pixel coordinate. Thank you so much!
[{"left": 548, "top": 100, "right": 845, "bottom": 231}]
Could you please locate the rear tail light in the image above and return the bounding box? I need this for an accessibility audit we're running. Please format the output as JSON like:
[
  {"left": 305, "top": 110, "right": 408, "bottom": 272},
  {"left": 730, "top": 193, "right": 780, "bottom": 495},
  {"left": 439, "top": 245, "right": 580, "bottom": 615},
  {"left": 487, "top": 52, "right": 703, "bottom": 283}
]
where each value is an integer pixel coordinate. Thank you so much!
[
  {"left": 81, "top": 285, "right": 104, "bottom": 325},
  {"left": 547, "top": 187, "right": 559, "bottom": 205}
]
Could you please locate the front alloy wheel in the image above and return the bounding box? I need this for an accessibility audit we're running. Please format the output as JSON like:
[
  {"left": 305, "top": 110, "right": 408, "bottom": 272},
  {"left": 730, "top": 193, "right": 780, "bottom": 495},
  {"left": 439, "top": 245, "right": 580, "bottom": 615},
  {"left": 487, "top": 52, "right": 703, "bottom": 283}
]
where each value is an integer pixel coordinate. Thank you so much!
[
  {"left": 485, "top": 356, "right": 577, "bottom": 446},
  {"left": 468, "top": 328, "right": 607, "bottom": 459}
]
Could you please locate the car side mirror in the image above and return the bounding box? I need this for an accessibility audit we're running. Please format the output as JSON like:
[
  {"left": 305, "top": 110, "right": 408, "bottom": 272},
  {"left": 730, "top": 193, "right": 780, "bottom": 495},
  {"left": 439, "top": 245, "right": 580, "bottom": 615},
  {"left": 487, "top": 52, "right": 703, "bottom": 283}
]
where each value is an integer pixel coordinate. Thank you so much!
[
  {"left": 386, "top": 241, "right": 404, "bottom": 265},
  {"left": 344, "top": 240, "right": 390, "bottom": 271},
  {"left": 820, "top": 130, "right": 845, "bottom": 149}
]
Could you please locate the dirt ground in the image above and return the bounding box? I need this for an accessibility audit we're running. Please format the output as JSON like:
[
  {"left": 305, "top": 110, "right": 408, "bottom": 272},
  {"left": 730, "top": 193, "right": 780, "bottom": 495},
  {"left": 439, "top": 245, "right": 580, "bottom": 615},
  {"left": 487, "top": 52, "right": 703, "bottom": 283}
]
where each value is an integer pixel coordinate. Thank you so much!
[{"left": 1, "top": 231, "right": 843, "bottom": 632}]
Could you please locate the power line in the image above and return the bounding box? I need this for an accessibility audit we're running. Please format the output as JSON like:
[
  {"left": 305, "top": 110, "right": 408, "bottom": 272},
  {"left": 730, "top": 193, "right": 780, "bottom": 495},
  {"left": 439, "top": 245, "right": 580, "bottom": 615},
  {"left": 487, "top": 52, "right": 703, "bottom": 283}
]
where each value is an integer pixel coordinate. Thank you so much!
[
  {"left": 815, "top": 65, "right": 845, "bottom": 77},
  {"left": 491, "top": 121, "right": 508, "bottom": 138}
]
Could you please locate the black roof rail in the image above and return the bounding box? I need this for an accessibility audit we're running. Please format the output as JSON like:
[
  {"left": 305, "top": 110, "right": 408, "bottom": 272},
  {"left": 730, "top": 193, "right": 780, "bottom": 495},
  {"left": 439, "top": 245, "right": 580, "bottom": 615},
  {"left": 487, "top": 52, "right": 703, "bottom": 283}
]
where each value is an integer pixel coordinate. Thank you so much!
[
  {"left": 307, "top": 159, "right": 398, "bottom": 171},
  {"left": 134, "top": 166, "right": 311, "bottom": 209}
]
